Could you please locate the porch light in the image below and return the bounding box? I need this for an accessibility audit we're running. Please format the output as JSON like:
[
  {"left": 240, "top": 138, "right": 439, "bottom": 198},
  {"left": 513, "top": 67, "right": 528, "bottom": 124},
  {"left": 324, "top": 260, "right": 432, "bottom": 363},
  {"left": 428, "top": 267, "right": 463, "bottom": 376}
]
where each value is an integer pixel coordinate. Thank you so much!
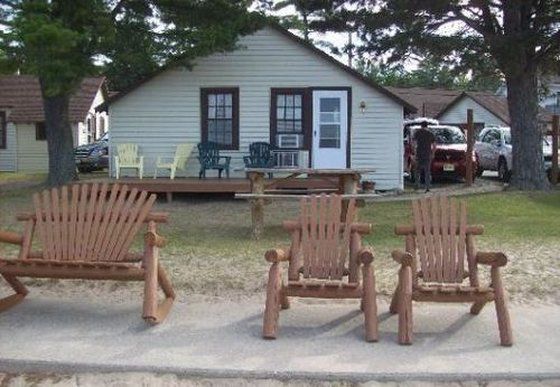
[{"left": 359, "top": 100, "right": 366, "bottom": 113}]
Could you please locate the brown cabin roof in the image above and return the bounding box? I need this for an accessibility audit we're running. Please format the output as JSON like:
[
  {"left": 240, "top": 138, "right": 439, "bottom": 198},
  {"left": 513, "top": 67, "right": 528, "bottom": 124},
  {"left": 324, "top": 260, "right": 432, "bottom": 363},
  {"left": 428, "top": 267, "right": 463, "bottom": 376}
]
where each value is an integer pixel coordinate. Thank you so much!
[
  {"left": 0, "top": 75, "right": 105, "bottom": 124},
  {"left": 437, "top": 91, "right": 554, "bottom": 124},
  {"left": 385, "top": 86, "right": 461, "bottom": 118}
]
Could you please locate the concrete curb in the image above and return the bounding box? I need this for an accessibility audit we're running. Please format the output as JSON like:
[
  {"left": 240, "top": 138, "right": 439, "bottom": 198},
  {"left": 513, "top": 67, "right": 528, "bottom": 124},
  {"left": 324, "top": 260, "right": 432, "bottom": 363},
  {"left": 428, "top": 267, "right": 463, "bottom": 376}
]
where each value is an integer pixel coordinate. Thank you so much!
[{"left": 1, "top": 359, "right": 559, "bottom": 383}]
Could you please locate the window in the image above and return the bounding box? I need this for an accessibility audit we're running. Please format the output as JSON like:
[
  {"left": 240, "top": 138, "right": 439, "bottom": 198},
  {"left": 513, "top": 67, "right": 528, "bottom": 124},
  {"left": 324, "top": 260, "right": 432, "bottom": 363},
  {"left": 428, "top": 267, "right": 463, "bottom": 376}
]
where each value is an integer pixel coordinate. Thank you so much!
[
  {"left": 271, "top": 89, "right": 307, "bottom": 149},
  {"left": 201, "top": 88, "right": 239, "bottom": 150},
  {"left": 0, "top": 112, "right": 6, "bottom": 149},
  {"left": 482, "top": 130, "right": 500, "bottom": 144},
  {"left": 99, "top": 116, "right": 105, "bottom": 136},
  {"left": 86, "top": 117, "right": 93, "bottom": 143},
  {"left": 318, "top": 98, "right": 342, "bottom": 148},
  {"left": 35, "top": 122, "right": 46, "bottom": 141}
]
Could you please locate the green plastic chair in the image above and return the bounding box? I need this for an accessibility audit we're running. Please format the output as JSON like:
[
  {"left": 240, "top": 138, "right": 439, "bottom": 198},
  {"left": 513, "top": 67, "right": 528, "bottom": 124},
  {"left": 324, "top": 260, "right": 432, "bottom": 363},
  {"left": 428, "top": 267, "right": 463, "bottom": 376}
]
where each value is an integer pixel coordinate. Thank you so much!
[{"left": 197, "top": 142, "right": 231, "bottom": 178}]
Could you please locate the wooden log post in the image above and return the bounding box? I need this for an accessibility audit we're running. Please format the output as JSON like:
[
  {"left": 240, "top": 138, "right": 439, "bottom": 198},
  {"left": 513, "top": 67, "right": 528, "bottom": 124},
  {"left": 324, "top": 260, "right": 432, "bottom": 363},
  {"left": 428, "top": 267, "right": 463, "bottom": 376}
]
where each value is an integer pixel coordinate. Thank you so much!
[
  {"left": 142, "top": 221, "right": 159, "bottom": 324},
  {"left": 491, "top": 266, "right": 513, "bottom": 346},
  {"left": 551, "top": 115, "right": 559, "bottom": 185},
  {"left": 398, "top": 264, "right": 413, "bottom": 345},
  {"left": 249, "top": 172, "right": 265, "bottom": 239},
  {"left": 465, "top": 109, "right": 474, "bottom": 187},
  {"left": 340, "top": 173, "right": 359, "bottom": 221}
]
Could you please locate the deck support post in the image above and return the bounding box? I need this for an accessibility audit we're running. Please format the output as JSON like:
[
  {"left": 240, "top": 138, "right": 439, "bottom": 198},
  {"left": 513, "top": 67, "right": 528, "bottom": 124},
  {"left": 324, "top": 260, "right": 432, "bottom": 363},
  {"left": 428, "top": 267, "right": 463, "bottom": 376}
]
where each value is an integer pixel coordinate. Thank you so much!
[
  {"left": 465, "top": 109, "right": 474, "bottom": 187},
  {"left": 248, "top": 172, "right": 265, "bottom": 239},
  {"left": 550, "top": 115, "right": 558, "bottom": 185},
  {"left": 340, "top": 173, "right": 359, "bottom": 221}
]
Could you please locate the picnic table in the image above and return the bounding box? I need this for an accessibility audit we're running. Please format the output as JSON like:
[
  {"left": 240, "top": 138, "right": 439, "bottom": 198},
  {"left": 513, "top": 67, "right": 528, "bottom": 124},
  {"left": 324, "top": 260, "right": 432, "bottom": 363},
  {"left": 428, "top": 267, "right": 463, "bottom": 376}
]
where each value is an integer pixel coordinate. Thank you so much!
[{"left": 237, "top": 168, "right": 376, "bottom": 238}]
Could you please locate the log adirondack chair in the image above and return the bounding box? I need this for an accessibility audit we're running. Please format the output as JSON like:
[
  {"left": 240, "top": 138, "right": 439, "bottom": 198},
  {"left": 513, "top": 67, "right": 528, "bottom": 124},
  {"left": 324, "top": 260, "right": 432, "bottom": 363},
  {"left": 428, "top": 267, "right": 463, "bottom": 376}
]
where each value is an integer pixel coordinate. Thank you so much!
[
  {"left": 0, "top": 183, "right": 175, "bottom": 324},
  {"left": 115, "top": 144, "right": 144, "bottom": 179},
  {"left": 263, "top": 194, "right": 378, "bottom": 342},
  {"left": 154, "top": 143, "right": 194, "bottom": 179},
  {"left": 390, "top": 195, "right": 512, "bottom": 346}
]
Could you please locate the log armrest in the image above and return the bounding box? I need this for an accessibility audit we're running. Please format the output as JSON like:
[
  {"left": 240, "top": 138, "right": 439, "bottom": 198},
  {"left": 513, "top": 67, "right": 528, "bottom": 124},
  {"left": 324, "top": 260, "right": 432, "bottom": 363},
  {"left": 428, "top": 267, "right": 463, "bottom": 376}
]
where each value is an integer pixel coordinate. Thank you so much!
[
  {"left": 358, "top": 247, "right": 375, "bottom": 265},
  {"left": 0, "top": 230, "right": 23, "bottom": 245},
  {"left": 476, "top": 251, "right": 508, "bottom": 267},
  {"left": 144, "top": 231, "right": 167, "bottom": 248},
  {"left": 265, "top": 248, "right": 290, "bottom": 263},
  {"left": 391, "top": 250, "right": 414, "bottom": 267}
]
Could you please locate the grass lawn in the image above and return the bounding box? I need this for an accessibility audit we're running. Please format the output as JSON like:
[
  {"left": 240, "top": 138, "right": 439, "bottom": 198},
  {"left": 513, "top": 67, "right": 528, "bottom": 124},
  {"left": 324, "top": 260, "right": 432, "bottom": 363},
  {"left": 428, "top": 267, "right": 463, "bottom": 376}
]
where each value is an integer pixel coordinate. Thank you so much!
[
  {"left": 0, "top": 172, "right": 46, "bottom": 185},
  {"left": 1, "top": 186, "right": 559, "bottom": 304}
]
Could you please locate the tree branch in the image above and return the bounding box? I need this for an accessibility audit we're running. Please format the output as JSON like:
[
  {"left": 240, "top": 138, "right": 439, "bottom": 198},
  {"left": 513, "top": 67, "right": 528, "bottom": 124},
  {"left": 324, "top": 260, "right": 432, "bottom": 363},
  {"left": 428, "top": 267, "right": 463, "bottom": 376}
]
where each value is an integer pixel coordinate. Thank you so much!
[
  {"left": 111, "top": 0, "right": 128, "bottom": 19},
  {"left": 0, "top": 0, "right": 18, "bottom": 8},
  {"left": 535, "top": 28, "right": 560, "bottom": 62}
]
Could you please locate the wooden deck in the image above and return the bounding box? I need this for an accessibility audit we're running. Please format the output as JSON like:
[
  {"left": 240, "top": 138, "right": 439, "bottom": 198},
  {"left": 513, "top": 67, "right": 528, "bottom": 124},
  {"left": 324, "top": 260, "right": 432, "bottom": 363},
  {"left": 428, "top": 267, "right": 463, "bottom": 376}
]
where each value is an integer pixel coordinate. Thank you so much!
[{"left": 101, "top": 177, "right": 339, "bottom": 197}]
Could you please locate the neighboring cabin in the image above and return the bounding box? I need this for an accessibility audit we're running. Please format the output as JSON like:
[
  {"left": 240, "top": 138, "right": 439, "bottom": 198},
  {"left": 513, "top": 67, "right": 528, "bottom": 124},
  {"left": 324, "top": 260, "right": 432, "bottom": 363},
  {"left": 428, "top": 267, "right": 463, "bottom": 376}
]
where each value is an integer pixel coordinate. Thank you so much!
[
  {"left": 102, "top": 25, "right": 416, "bottom": 190},
  {"left": 437, "top": 92, "right": 553, "bottom": 131},
  {"left": 389, "top": 87, "right": 553, "bottom": 131},
  {"left": 497, "top": 75, "right": 560, "bottom": 115},
  {"left": 0, "top": 75, "right": 108, "bottom": 173}
]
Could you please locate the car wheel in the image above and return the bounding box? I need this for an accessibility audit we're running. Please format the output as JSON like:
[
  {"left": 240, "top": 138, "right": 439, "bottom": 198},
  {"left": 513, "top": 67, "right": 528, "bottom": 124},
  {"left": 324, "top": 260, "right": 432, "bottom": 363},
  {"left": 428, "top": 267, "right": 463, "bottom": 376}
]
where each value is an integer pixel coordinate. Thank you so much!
[
  {"left": 498, "top": 158, "right": 510, "bottom": 182},
  {"left": 476, "top": 165, "right": 483, "bottom": 177}
]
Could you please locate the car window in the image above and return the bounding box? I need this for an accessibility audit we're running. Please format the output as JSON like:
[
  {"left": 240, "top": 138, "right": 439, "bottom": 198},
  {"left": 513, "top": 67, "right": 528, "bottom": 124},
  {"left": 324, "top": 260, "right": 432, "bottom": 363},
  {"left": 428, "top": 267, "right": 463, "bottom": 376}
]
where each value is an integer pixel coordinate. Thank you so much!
[
  {"left": 432, "top": 127, "right": 466, "bottom": 144},
  {"left": 482, "top": 130, "right": 500, "bottom": 143}
]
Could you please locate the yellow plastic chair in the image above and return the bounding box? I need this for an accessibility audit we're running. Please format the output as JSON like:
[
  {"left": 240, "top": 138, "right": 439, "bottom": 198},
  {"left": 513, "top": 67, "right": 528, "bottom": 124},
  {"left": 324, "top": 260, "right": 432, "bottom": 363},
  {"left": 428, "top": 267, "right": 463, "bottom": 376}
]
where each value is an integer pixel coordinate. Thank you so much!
[
  {"left": 154, "top": 143, "right": 194, "bottom": 179},
  {"left": 114, "top": 144, "right": 144, "bottom": 179}
]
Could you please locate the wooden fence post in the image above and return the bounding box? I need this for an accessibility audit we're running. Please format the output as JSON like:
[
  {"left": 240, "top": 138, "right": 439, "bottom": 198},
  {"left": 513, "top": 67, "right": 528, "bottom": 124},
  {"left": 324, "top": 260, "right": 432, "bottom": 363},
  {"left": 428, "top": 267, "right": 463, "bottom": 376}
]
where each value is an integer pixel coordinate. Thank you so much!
[
  {"left": 465, "top": 109, "right": 474, "bottom": 187},
  {"left": 551, "top": 115, "right": 559, "bottom": 185}
]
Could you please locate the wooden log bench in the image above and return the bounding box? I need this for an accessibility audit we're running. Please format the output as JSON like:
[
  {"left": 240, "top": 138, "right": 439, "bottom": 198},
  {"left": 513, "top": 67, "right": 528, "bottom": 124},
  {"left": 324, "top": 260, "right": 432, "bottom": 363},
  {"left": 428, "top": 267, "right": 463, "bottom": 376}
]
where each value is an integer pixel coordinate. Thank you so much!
[{"left": 0, "top": 183, "right": 176, "bottom": 325}]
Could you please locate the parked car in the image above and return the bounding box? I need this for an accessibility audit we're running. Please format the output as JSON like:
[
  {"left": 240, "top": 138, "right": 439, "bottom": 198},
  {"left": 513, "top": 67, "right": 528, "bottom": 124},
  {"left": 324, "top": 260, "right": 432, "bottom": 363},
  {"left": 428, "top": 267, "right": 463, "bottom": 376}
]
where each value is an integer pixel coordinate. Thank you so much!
[
  {"left": 74, "top": 132, "right": 109, "bottom": 173},
  {"left": 404, "top": 124, "right": 477, "bottom": 182},
  {"left": 475, "top": 126, "right": 553, "bottom": 182}
]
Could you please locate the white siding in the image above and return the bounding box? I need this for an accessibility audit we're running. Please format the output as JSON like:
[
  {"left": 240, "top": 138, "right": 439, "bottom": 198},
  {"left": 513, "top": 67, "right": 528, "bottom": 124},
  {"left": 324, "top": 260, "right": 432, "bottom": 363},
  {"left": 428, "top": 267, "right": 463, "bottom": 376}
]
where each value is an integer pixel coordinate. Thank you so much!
[
  {"left": 110, "top": 27, "right": 404, "bottom": 189},
  {"left": 439, "top": 97, "right": 508, "bottom": 127},
  {"left": 16, "top": 123, "right": 48, "bottom": 172},
  {"left": 0, "top": 122, "right": 17, "bottom": 172}
]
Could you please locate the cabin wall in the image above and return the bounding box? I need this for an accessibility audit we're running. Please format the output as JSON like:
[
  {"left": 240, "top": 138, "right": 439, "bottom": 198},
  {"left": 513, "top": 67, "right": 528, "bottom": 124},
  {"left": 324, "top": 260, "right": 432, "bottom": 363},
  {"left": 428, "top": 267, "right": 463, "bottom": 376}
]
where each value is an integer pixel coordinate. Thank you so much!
[
  {"left": 110, "top": 27, "right": 404, "bottom": 189},
  {"left": 439, "top": 97, "right": 508, "bottom": 128},
  {"left": 0, "top": 122, "right": 17, "bottom": 172}
]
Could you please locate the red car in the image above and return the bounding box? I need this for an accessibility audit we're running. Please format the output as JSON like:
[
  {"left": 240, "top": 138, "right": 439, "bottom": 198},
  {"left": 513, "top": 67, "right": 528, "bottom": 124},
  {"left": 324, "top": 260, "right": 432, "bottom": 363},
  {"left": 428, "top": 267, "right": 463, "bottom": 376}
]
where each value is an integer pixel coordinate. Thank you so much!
[{"left": 404, "top": 124, "right": 477, "bottom": 182}]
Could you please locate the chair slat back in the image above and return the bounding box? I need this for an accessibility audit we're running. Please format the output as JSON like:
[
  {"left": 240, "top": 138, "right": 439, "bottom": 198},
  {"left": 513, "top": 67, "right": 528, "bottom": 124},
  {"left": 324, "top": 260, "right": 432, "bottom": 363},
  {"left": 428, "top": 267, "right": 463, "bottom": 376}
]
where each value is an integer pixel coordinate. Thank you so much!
[
  {"left": 174, "top": 143, "right": 194, "bottom": 170},
  {"left": 117, "top": 144, "right": 139, "bottom": 165},
  {"left": 297, "top": 194, "right": 356, "bottom": 281},
  {"left": 412, "top": 196, "right": 467, "bottom": 284},
  {"left": 248, "top": 142, "right": 274, "bottom": 167},
  {"left": 197, "top": 142, "right": 220, "bottom": 165},
  {"left": 32, "top": 183, "right": 155, "bottom": 261}
]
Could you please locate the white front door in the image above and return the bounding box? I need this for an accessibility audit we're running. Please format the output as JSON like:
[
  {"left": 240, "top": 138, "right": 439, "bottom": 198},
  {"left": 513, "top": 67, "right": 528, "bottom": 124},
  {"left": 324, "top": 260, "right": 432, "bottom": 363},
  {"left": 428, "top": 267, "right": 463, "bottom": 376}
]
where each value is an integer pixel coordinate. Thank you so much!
[{"left": 312, "top": 90, "right": 348, "bottom": 168}]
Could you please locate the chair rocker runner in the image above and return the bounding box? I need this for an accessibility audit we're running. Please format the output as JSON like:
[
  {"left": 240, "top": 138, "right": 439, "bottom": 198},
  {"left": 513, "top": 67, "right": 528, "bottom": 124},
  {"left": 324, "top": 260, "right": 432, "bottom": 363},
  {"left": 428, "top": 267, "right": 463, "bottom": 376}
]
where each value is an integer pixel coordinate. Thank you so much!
[
  {"left": 0, "top": 183, "right": 176, "bottom": 324},
  {"left": 154, "top": 143, "right": 194, "bottom": 179},
  {"left": 262, "top": 194, "right": 378, "bottom": 342},
  {"left": 115, "top": 143, "right": 144, "bottom": 179},
  {"left": 390, "top": 195, "right": 512, "bottom": 346}
]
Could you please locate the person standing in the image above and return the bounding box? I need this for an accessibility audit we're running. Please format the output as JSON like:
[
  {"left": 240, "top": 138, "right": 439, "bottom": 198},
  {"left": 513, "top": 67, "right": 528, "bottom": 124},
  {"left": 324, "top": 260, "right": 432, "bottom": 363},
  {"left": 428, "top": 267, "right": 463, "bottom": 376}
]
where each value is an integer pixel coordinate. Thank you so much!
[{"left": 413, "top": 122, "right": 436, "bottom": 192}]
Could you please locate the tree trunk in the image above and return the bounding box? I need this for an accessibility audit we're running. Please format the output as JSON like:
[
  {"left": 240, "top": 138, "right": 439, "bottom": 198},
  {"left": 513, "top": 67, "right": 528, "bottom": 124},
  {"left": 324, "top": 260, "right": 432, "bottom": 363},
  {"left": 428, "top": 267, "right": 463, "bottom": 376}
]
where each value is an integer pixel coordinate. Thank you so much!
[
  {"left": 505, "top": 69, "right": 548, "bottom": 190},
  {"left": 40, "top": 83, "right": 78, "bottom": 187}
]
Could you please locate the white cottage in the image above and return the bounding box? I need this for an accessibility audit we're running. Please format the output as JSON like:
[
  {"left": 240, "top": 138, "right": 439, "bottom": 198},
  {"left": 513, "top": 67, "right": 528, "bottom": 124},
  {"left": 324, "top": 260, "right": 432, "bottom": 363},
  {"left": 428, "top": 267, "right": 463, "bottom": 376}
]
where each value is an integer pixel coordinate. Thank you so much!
[
  {"left": 436, "top": 91, "right": 553, "bottom": 132},
  {"left": 437, "top": 92, "right": 510, "bottom": 128},
  {"left": 0, "top": 76, "right": 108, "bottom": 172},
  {"left": 103, "top": 25, "right": 416, "bottom": 190}
]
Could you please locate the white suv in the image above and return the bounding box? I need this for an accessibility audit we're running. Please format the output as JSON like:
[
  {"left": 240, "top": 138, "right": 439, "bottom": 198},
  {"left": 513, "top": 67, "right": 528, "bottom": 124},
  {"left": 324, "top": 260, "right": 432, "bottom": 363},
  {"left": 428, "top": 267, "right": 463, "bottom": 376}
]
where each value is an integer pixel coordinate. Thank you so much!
[{"left": 475, "top": 126, "right": 553, "bottom": 182}]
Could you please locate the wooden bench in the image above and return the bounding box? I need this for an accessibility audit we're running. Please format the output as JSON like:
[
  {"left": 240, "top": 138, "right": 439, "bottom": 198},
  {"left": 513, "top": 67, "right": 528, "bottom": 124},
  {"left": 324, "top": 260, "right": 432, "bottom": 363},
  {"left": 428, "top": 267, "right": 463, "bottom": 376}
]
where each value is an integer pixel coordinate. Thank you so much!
[{"left": 0, "top": 183, "right": 176, "bottom": 324}]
